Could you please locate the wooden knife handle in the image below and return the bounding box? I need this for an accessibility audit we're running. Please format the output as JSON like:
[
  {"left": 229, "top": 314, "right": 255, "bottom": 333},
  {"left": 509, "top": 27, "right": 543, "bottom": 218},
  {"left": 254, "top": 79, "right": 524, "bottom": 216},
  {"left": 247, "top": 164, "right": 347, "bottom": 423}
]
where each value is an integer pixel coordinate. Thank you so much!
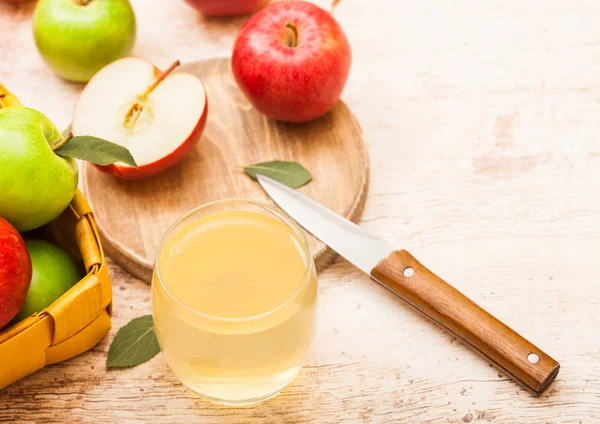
[{"left": 371, "top": 249, "right": 559, "bottom": 395}]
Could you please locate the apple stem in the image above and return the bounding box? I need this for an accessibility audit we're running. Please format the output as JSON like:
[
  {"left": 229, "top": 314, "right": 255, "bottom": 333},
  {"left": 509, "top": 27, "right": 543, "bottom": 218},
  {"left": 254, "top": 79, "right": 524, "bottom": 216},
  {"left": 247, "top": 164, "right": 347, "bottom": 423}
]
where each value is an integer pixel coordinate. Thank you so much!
[
  {"left": 283, "top": 21, "right": 299, "bottom": 48},
  {"left": 75, "top": 0, "right": 92, "bottom": 6},
  {"left": 52, "top": 132, "right": 73, "bottom": 152},
  {"left": 140, "top": 60, "right": 181, "bottom": 100},
  {"left": 330, "top": 0, "right": 342, "bottom": 13}
]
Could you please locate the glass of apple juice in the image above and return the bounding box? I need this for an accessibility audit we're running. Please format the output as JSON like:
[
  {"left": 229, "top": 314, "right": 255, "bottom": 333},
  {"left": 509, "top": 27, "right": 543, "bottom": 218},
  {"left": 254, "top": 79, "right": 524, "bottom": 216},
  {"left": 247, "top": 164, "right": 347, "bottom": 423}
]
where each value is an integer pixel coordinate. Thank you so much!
[{"left": 151, "top": 199, "right": 318, "bottom": 405}]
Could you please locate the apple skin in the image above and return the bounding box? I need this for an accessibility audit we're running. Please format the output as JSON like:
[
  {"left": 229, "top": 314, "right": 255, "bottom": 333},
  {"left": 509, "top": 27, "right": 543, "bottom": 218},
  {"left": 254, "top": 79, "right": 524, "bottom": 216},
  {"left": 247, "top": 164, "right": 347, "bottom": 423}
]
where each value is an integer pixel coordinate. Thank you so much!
[
  {"left": 93, "top": 103, "right": 208, "bottom": 180},
  {"left": 0, "top": 218, "right": 32, "bottom": 330},
  {"left": 0, "top": 107, "right": 78, "bottom": 232},
  {"left": 13, "top": 239, "right": 81, "bottom": 323},
  {"left": 183, "top": 0, "right": 268, "bottom": 16},
  {"left": 33, "top": 0, "right": 136, "bottom": 83},
  {"left": 231, "top": 1, "right": 351, "bottom": 123}
]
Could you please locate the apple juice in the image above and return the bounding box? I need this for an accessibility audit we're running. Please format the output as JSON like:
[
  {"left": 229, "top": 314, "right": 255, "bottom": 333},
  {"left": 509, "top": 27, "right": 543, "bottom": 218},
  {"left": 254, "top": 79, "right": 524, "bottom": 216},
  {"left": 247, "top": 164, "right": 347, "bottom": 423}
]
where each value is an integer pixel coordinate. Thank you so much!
[{"left": 152, "top": 203, "right": 317, "bottom": 404}]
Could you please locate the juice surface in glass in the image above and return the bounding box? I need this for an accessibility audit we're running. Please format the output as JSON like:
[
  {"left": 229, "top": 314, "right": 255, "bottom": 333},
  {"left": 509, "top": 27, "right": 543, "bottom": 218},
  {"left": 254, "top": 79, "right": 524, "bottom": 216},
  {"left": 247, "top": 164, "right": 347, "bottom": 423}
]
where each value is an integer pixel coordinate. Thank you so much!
[{"left": 152, "top": 200, "right": 318, "bottom": 405}]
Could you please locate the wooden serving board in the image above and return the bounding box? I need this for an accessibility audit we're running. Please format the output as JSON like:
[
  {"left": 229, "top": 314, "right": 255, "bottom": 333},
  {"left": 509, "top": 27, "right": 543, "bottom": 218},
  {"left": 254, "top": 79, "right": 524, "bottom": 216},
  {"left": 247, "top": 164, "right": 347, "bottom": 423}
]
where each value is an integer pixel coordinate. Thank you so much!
[{"left": 81, "top": 58, "right": 369, "bottom": 283}]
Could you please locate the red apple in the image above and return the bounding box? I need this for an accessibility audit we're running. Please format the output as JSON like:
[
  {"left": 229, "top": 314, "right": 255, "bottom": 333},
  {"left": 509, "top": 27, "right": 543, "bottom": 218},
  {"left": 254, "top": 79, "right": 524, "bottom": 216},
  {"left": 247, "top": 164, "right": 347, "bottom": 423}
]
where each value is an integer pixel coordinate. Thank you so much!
[
  {"left": 231, "top": 0, "right": 351, "bottom": 123},
  {"left": 184, "top": 0, "right": 268, "bottom": 16},
  {"left": 0, "top": 217, "right": 32, "bottom": 330},
  {"left": 72, "top": 57, "right": 208, "bottom": 180}
]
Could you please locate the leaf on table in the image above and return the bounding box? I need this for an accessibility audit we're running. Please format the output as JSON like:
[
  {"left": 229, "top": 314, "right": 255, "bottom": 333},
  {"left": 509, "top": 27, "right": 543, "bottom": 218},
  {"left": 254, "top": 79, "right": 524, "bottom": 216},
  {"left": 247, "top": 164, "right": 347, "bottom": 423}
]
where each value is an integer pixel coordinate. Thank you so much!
[
  {"left": 243, "top": 160, "right": 312, "bottom": 189},
  {"left": 55, "top": 135, "right": 138, "bottom": 167},
  {"left": 107, "top": 315, "right": 160, "bottom": 368}
]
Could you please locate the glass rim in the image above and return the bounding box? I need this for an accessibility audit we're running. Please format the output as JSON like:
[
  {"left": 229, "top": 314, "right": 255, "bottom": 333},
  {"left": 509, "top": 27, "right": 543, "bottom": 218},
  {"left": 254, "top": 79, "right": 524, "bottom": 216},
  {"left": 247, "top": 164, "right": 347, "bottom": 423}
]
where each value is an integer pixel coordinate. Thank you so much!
[{"left": 154, "top": 198, "right": 314, "bottom": 323}]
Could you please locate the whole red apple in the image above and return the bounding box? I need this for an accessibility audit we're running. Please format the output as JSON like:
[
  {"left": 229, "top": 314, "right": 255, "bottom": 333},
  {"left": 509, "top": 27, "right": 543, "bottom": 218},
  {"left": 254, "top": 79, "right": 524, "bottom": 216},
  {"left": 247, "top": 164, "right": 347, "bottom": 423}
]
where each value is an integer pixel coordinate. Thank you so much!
[
  {"left": 184, "top": 0, "right": 268, "bottom": 16},
  {"left": 232, "top": 0, "right": 351, "bottom": 123},
  {"left": 0, "top": 217, "right": 32, "bottom": 330}
]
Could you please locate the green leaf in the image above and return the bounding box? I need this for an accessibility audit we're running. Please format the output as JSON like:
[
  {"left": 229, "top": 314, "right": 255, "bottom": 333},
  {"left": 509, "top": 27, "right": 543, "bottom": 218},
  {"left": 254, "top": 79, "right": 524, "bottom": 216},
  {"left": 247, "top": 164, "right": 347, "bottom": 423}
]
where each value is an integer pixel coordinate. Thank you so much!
[
  {"left": 55, "top": 135, "right": 138, "bottom": 167},
  {"left": 107, "top": 315, "right": 160, "bottom": 368},
  {"left": 243, "top": 161, "right": 312, "bottom": 189}
]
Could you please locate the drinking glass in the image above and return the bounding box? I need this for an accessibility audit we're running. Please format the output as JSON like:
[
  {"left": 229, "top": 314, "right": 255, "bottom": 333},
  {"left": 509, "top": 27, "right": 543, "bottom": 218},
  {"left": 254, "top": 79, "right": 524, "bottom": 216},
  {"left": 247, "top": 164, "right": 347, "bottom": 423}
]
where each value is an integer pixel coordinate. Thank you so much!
[{"left": 152, "top": 199, "right": 318, "bottom": 405}]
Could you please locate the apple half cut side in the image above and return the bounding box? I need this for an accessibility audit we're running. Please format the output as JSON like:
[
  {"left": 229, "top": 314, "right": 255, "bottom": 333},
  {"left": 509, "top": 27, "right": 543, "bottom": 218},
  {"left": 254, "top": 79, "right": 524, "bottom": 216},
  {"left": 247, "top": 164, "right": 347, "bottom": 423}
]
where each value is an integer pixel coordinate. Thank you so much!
[{"left": 72, "top": 57, "right": 208, "bottom": 180}]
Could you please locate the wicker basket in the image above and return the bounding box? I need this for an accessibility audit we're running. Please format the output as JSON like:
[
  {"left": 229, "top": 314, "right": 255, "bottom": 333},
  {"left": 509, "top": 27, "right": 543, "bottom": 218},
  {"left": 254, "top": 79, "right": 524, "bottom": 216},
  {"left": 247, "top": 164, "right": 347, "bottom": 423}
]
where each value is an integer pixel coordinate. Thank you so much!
[{"left": 0, "top": 84, "right": 112, "bottom": 389}]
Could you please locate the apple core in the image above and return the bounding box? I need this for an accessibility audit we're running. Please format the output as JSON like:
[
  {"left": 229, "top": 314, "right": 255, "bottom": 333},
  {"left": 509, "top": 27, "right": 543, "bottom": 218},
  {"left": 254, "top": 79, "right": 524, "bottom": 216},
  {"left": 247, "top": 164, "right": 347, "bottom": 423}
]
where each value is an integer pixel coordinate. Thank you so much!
[{"left": 123, "top": 60, "right": 181, "bottom": 130}]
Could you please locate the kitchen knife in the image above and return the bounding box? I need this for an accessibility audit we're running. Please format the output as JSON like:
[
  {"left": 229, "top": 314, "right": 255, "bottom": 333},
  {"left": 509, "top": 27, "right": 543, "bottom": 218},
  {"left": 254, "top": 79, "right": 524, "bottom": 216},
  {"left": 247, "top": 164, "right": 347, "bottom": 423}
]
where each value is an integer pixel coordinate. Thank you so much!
[{"left": 257, "top": 174, "right": 559, "bottom": 395}]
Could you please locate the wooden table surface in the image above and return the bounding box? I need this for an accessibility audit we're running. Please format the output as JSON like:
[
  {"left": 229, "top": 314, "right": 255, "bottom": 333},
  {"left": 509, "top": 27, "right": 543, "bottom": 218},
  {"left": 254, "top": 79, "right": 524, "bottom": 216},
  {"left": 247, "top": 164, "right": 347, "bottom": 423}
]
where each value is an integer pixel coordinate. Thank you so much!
[{"left": 1, "top": 1, "right": 599, "bottom": 423}]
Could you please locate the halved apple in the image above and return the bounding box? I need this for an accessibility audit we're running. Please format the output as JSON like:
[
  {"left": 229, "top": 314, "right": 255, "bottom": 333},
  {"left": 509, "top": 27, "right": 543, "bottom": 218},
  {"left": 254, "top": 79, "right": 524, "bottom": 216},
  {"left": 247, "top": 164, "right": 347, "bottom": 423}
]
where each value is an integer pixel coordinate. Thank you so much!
[{"left": 73, "top": 57, "right": 208, "bottom": 180}]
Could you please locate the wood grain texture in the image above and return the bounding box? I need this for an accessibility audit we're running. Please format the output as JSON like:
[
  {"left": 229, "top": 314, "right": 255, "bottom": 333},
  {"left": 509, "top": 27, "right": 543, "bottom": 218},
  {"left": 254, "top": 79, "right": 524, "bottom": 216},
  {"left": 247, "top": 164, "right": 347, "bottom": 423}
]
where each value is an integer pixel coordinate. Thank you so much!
[
  {"left": 80, "top": 58, "right": 368, "bottom": 282},
  {"left": 371, "top": 250, "right": 560, "bottom": 395},
  {"left": 1, "top": 0, "right": 600, "bottom": 423}
]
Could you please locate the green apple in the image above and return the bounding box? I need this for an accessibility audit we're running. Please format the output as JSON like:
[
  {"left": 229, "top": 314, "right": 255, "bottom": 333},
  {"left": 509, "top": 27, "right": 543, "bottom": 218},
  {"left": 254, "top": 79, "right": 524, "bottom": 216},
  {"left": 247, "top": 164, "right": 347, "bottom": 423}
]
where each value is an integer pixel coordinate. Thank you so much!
[
  {"left": 0, "top": 107, "right": 78, "bottom": 232},
  {"left": 14, "top": 239, "right": 82, "bottom": 322},
  {"left": 33, "top": 0, "right": 136, "bottom": 83}
]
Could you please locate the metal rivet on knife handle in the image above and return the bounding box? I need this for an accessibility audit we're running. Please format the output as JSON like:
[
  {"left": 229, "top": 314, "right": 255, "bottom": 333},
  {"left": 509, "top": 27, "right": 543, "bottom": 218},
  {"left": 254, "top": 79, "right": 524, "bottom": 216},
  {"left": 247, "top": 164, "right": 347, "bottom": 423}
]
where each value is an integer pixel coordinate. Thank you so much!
[{"left": 370, "top": 249, "right": 560, "bottom": 396}]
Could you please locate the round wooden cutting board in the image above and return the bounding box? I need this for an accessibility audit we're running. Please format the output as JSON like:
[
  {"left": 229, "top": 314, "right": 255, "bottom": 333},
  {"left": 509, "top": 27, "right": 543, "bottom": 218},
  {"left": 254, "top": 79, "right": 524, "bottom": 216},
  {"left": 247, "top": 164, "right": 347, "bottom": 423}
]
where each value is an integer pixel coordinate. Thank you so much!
[{"left": 81, "top": 58, "right": 369, "bottom": 283}]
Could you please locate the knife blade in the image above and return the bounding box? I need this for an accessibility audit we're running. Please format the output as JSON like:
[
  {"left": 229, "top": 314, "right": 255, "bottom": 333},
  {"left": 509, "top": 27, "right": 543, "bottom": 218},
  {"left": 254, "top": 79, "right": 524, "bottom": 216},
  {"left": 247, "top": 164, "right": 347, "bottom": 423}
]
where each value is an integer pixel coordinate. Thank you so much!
[{"left": 257, "top": 174, "right": 560, "bottom": 395}]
